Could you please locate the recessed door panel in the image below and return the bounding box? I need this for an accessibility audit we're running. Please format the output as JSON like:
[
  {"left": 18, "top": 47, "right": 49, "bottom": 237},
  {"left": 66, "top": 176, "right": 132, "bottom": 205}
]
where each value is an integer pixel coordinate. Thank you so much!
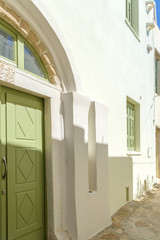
[{"left": 0, "top": 86, "right": 44, "bottom": 240}]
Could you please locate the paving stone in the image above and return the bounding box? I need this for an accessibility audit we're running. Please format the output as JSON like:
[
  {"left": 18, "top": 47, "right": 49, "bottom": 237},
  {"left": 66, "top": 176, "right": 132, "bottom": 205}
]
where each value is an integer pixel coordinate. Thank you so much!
[
  {"left": 115, "top": 229, "right": 123, "bottom": 234},
  {"left": 100, "top": 232, "right": 120, "bottom": 239},
  {"left": 135, "top": 221, "right": 149, "bottom": 227},
  {"left": 90, "top": 183, "right": 160, "bottom": 240}
]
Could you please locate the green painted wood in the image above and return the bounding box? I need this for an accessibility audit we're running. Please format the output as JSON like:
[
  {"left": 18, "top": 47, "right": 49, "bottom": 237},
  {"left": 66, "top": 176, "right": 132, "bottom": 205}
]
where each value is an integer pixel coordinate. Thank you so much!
[
  {"left": 126, "top": 0, "right": 139, "bottom": 36},
  {"left": 126, "top": 0, "right": 132, "bottom": 24},
  {"left": 0, "top": 86, "right": 7, "bottom": 240},
  {"left": 131, "top": 0, "right": 139, "bottom": 35},
  {"left": 127, "top": 102, "right": 135, "bottom": 151},
  {"left": 17, "top": 36, "right": 24, "bottom": 70},
  {"left": 0, "top": 86, "right": 44, "bottom": 240}
]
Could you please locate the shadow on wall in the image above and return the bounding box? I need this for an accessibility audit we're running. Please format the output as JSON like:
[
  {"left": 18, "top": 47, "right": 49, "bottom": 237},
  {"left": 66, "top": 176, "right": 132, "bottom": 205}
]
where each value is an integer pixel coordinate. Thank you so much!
[
  {"left": 108, "top": 157, "right": 133, "bottom": 216},
  {"left": 0, "top": 135, "right": 110, "bottom": 240},
  {"left": 136, "top": 175, "right": 155, "bottom": 197},
  {"left": 62, "top": 92, "right": 111, "bottom": 240},
  {"left": 62, "top": 125, "right": 111, "bottom": 240}
]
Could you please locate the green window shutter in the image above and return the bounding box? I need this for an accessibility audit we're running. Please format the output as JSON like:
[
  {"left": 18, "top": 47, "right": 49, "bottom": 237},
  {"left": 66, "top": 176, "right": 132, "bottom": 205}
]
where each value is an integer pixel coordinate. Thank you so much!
[
  {"left": 126, "top": 0, "right": 132, "bottom": 24},
  {"left": 131, "top": 0, "right": 139, "bottom": 35},
  {"left": 127, "top": 102, "right": 135, "bottom": 151}
]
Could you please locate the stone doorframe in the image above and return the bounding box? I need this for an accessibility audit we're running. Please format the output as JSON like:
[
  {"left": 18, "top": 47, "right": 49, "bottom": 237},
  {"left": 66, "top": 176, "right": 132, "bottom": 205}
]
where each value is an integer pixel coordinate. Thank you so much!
[{"left": 0, "top": 63, "right": 65, "bottom": 240}]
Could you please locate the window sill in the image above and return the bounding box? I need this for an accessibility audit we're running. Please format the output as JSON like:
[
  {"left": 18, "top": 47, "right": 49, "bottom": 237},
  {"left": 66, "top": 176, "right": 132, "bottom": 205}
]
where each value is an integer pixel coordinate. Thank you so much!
[
  {"left": 127, "top": 151, "right": 141, "bottom": 156},
  {"left": 125, "top": 19, "right": 140, "bottom": 42},
  {"left": 0, "top": 57, "right": 17, "bottom": 67}
]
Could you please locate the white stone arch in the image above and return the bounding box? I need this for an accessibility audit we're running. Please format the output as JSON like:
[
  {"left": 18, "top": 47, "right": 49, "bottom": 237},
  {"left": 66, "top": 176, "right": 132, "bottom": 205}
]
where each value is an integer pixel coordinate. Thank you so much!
[
  {"left": 0, "top": 1, "right": 83, "bottom": 240},
  {"left": 4, "top": 0, "right": 82, "bottom": 92}
]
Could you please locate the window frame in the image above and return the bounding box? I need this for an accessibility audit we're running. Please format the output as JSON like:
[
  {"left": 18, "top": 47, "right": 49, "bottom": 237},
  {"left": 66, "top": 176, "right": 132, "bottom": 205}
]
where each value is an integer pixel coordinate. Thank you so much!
[
  {"left": 0, "top": 20, "right": 48, "bottom": 81},
  {"left": 127, "top": 101, "right": 135, "bottom": 151},
  {"left": 126, "top": 98, "right": 140, "bottom": 154},
  {"left": 22, "top": 39, "right": 48, "bottom": 80},
  {"left": 125, "top": 0, "right": 139, "bottom": 40},
  {"left": 126, "top": 0, "right": 132, "bottom": 25}
]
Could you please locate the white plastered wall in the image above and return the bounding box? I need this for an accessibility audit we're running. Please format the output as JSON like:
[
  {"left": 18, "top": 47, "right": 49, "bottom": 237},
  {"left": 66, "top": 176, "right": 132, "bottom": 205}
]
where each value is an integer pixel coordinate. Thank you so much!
[
  {"left": 0, "top": 2, "right": 112, "bottom": 238},
  {"left": 62, "top": 92, "right": 111, "bottom": 240},
  {"left": 154, "top": 24, "right": 160, "bottom": 179},
  {"left": 108, "top": 156, "right": 133, "bottom": 215},
  {"left": 1, "top": 0, "right": 157, "bottom": 238},
  {"left": 0, "top": 2, "right": 112, "bottom": 240},
  {"left": 34, "top": 0, "right": 156, "bottom": 201},
  {"left": 155, "top": 26, "right": 160, "bottom": 128}
]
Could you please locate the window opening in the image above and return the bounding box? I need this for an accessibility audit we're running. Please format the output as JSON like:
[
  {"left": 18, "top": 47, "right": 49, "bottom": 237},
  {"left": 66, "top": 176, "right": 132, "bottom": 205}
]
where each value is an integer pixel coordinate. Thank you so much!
[
  {"left": 24, "top": 44, "right": 45, "bottom": 78},
  {"left": 126, "top": 0, "right": 139, "bottom": 36},
  {"left": 0, "top": 20, "right": 48, "bottom": 81},
  {"left": 127, "top": 102, "right": 135, "bottom": 151},
  {"left": 126, "top": 0, "right": 132, "bottom": 24},
  {"left": 0, "top": 27, "right": 14, "bottom": 61}
]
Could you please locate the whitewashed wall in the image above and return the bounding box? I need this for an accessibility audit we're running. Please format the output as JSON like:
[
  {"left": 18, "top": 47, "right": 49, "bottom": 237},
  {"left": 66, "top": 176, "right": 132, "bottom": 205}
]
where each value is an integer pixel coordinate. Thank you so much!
[
  {"left": 62, "top": 92, "right": 111, "bottom": 240},
  {"left": 41, "top": 0, "right": 156, "bottom": 197},
  {"left": 2, "top": 0, "right": 157, "bottom": 239}
]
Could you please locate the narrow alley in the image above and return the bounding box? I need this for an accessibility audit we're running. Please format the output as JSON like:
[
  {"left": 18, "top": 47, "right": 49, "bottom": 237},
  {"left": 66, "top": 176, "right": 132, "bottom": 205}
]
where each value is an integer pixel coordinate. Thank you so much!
[{"left": 91, "top": 183, "right": 160, "bottom": 240}]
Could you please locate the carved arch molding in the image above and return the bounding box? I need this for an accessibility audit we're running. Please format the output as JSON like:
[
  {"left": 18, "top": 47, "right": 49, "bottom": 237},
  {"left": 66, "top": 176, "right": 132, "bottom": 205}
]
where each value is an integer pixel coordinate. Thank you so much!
[{"left": 0, "top": 0, "right": 61, "bottom": 88}]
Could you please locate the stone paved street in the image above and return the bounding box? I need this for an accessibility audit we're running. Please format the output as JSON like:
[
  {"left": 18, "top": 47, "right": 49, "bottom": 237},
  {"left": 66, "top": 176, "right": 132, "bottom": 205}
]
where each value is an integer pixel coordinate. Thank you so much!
[{"left": 91, "top": 183, "right": 160, "bottom": 240}]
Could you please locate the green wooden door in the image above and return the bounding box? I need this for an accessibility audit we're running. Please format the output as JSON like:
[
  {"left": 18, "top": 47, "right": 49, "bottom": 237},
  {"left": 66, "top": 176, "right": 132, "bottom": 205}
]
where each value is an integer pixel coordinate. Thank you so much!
[{"left": 0, "top": 86, "right": 44, "bottom": 240}]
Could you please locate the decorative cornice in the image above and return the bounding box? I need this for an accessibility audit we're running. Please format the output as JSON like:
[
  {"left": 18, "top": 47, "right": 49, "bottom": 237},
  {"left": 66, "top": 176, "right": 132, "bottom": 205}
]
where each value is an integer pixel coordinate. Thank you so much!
[
  {"left": 0, "top": 61, "right": 15, "bottom": 83},
  {"left": 146, "top": 21, "right": 156, "bottom": 32},
  {"left": 146, "top": 1, "right": 155, "bottom": 11}
]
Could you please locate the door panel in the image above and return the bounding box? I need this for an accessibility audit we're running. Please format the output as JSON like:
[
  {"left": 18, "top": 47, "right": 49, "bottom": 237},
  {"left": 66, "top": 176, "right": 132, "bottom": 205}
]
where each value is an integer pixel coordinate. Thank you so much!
[{"left": 0, "top": 87, "right": 44, "bottom": 240}]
